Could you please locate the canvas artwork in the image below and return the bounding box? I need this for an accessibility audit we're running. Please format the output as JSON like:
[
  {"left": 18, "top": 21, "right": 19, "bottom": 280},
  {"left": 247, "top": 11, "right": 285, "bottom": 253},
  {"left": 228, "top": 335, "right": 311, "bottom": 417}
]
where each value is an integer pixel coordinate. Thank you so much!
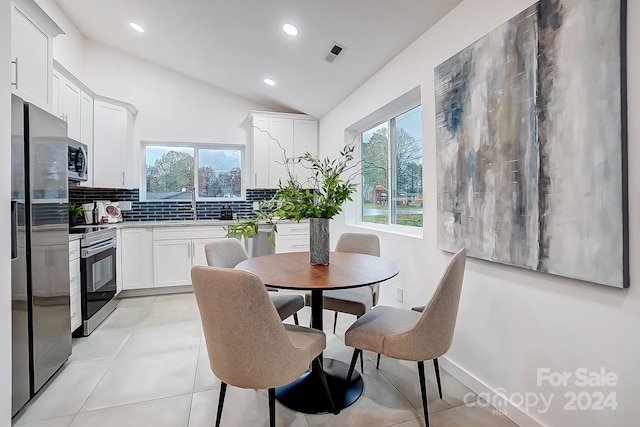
[{"left": 434, "top": 0, "right": 628, "bottom": 287}]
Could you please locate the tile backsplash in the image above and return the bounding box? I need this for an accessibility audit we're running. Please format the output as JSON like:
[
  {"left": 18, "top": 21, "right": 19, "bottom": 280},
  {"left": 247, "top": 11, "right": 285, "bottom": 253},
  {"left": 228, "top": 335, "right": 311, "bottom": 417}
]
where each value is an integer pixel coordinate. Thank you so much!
[{"left": 69, "top": 187, "right": 277, "bottom": 223}]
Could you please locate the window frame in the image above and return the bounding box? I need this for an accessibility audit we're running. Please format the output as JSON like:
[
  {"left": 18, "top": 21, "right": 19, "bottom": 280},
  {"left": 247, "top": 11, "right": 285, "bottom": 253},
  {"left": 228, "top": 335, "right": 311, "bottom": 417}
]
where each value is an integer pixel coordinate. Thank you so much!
[
  {"left": 350, "top": 92, "right": 423, "bottom": 235},
  {"left": 140, "top": 141, "right": 246, "bottom": 202}
]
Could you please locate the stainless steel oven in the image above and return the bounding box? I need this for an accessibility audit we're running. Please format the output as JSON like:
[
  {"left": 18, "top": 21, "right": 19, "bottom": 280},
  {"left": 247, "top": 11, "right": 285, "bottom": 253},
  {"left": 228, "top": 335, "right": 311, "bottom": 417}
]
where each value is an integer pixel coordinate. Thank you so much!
[{"left": 70, "top": 226, "right": 117, "bottom": 335}]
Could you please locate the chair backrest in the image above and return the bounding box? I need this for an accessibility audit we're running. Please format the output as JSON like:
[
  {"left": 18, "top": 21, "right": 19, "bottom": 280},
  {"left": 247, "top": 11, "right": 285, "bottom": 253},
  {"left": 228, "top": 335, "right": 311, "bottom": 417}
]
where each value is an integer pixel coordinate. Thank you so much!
[
  {"left": 191, "top": 265, "right": 310, "bottom": 389},
  {"left": 335, "top": 233, "right": 381, "bottom": 304},
  {"left": 384, "top": 248, "right": 467, "bottom": 361},
  {"left": 205, "top": 238, "right": 248, "bottom": 268}
]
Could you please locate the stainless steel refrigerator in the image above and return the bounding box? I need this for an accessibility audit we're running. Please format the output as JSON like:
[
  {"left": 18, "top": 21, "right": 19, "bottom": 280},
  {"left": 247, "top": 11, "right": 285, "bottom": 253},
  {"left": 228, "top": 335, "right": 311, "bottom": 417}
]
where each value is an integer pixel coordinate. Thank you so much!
[{"left": 11, "top": 95, "right": 71, "bottom": 416}]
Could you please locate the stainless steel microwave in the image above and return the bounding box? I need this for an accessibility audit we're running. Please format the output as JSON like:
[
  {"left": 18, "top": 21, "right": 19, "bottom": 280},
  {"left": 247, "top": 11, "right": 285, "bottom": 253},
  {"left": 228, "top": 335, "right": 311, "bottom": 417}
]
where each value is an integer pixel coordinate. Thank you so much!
[{"left": 68, "top": 140, "right": 88, "bottom": 182}]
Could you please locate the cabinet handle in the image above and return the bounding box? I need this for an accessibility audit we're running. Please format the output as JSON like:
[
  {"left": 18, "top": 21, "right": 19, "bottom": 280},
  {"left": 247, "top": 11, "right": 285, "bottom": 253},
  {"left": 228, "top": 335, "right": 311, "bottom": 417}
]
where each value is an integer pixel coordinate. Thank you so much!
[
  {"left": 192, "top": 242, "right": 196, "bottom": 259},
  {"left": 11, "top": 58, "right": 18, "bottom": 88},
  {"left": 121, "top": 172, "right": 125, "bottom": 185},
  {"left": 255, "top": 173, "right": 257, "bottom": 187}
]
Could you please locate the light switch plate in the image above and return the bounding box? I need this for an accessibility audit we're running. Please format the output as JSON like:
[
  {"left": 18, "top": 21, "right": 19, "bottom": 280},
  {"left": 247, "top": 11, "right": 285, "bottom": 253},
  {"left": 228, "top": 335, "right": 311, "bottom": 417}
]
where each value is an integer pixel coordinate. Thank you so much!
[{"left": 118, "top": 201, "right": 133, "bottom": 211}]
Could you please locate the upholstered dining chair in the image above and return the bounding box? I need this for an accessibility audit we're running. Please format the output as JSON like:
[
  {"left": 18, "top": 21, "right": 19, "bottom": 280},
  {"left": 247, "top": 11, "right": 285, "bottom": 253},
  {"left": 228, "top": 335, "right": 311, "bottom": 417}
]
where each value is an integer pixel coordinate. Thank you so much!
[
  {"left": 204, "top": 238, "right": 305, "bottom": 325},
  {"left": 191, "top": 266, "right": 335, "bottom": 427},
  {"left": 344, "top": 248, "right": 467, "bottom": 426},
  {"left": 305, "top": 233, "right": 381, "bottom": 334}
]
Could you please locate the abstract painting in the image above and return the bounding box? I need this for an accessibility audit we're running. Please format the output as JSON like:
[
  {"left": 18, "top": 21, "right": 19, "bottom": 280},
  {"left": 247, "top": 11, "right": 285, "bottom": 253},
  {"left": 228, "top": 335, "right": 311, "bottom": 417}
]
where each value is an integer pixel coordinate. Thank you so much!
[{"left": 435, "top": 0, "right": 628, "bottom": 287}]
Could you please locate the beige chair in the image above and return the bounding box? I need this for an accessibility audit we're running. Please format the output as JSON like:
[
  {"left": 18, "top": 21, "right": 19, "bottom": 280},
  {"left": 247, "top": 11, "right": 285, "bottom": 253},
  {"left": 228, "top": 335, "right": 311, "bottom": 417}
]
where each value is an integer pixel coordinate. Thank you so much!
[
  {"left": 344, "top": 248, "right": 467, "bottom": 426},
  {"left": 205, "top": 239, "right": 304, "bottom": 325},
  {"left": 192, "top": 266, "right": 335, "bottom": 426},
  {"left": 305, "top": 233, "right": 381, "bottom": 334}
]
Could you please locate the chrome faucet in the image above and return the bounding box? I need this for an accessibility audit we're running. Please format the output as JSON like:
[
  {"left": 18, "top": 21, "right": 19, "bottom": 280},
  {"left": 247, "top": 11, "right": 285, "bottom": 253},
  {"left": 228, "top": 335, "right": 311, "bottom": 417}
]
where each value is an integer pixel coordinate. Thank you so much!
[{"left": 191, "top": 188, "right": 197, "bottom": 220}]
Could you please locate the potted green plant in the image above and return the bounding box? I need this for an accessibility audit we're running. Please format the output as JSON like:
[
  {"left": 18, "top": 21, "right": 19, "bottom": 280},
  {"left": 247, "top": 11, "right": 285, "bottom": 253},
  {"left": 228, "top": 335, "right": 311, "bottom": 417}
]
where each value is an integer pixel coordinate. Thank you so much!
[
  {"left": 68, "top": 203, "right": 84, "bottom": 227},
  {"left": 226, "top": 144, "right": 358, "bottom": 265}
]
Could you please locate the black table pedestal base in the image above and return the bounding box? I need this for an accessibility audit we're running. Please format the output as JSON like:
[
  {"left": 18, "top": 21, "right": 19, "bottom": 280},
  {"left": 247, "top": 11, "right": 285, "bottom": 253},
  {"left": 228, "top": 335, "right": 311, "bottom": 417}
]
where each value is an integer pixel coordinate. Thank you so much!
[{"left": 275, "top": 358, "right": 364, "bottom": 414}]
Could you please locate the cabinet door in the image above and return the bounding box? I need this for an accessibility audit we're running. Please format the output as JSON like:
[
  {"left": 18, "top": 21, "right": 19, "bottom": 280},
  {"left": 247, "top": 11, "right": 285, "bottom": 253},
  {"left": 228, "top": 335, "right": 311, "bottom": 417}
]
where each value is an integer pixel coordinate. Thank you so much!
[
  {"left": 192, "top": 238, "right": 224, "bottom": 267},
  {"left": 268, "top": 118, "right": 294, "bottom": 186},
  {"left": 252, "top": 116, "right": 270, "bottom": 187},
  {"left": 93, "top": 100, "right": 126, "bottom": 188},
  {"left": 122, "top": 229, "right": 154, "bottom": 290},
  {"left": 293, "top": 120, "right": 318, "bottom": 184},
  {"left": 80, "top": 92, "right": 94, "bottom": 187},
  {"left": 153, "top": 239, "right": 192, "bottom": 287},
  {"left": 58, "top": 76, "right": 81, "bottom": 141},
  {"left": 11, "top": 5, "right": 49, "bottom": 108}
]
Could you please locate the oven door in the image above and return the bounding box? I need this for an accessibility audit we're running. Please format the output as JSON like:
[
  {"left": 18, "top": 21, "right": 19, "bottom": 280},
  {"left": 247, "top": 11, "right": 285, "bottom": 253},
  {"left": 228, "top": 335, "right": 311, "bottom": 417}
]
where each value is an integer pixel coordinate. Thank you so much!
[{"left": 81, "top": 240, "right": 117, "bottom": 320}]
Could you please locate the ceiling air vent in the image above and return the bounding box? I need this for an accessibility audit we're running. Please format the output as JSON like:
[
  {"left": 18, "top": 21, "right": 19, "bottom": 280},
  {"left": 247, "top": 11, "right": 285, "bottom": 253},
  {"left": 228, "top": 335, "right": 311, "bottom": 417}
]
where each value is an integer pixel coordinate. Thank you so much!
[{"left": 324, "top": 42, "right": 346, "bottom": 64}]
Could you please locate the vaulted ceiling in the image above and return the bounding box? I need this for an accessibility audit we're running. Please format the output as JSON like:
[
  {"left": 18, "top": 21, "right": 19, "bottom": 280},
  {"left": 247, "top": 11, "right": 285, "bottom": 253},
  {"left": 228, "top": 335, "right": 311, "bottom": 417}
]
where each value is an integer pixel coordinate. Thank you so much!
[{"left": 54, "top": 0, "right": 462, "bottom": 118}]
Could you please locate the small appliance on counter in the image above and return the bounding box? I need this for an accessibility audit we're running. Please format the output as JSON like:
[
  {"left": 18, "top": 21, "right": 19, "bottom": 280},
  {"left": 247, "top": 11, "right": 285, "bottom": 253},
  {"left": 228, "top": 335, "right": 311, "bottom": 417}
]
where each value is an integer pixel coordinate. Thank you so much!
[{"left": 105, "top": 202, "right": 123, "bottom": 223}]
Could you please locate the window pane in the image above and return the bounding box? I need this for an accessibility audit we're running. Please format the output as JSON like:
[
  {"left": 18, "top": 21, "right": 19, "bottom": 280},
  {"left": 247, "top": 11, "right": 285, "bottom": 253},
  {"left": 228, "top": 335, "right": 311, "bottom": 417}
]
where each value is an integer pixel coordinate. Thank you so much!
[
  {"left": 198, "top": 148, "right": 242, "bottom": 198},
  {"left": 361, "top": 123, "right": 389, "bottom": 224},
  {"left": 392, "top": 105, "right": 423, "bottom": 227},
  {"left": 145, "top": 146, "right": 194, "bottom": 200}
]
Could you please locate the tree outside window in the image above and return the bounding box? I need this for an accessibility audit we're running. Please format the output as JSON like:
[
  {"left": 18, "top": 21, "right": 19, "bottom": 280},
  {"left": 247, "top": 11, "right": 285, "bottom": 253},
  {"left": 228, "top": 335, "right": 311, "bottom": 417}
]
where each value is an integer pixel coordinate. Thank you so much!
[
  {"left": 144, "top": 144, "right": 243, "bottom": 201},
  {"left": 361, "top": 105, "right": 423, "bottom": 227}
]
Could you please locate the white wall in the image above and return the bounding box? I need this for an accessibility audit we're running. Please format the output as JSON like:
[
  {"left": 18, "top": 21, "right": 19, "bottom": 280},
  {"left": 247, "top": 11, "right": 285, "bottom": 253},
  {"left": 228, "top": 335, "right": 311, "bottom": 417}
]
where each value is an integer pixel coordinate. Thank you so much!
[
  {"left": 2, "top": 1, "right": 13, "bottom": 425},
  {"left": 320, "top": 0, "right": 639, "bottom": 426},
  {"left": 81, "top": 40, "right": 270, "bottom": 188}
]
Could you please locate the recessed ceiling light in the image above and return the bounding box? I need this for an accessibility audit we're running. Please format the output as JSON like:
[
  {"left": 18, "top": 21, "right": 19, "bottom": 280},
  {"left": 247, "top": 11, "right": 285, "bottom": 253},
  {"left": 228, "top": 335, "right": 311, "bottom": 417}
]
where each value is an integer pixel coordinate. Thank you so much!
[
  {"left": 264, "top": 78, "right": 276, "bottom": 86},
  {"left": 129, "top": 22, "right": 144, "bottom": 33},
  {"left": 282, "top": 24, "right": 298, "bottom": 36}
]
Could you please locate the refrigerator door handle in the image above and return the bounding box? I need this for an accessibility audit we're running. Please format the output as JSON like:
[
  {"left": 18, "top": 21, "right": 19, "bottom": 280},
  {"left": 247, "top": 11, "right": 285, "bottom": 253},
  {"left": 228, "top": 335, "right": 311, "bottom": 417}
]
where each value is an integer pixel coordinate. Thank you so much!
[{"left": 11, "top": 201, "right": 17, "bottom": 260}]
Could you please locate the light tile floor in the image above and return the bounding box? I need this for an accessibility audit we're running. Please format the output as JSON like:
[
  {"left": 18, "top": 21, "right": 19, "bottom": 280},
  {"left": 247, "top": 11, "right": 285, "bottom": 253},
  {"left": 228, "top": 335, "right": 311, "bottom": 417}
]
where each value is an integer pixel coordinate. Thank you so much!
[{"left": 12, "top": 293, "right": 519, "bottom": 427}]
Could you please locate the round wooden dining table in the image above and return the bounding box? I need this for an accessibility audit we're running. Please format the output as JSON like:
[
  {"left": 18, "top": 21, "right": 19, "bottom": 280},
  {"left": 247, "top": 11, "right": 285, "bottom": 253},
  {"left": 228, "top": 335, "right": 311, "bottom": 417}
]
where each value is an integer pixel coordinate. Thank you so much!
[{"left": 235, "top": 251, "right": 399, "bottom": 414}]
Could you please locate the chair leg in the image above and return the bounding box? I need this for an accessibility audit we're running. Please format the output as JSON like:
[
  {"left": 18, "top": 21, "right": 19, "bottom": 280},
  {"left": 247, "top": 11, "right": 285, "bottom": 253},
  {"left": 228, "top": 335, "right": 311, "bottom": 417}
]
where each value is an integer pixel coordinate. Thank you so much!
[
  {"left": 268, "top": 388, "right": 276, "bottom": 427},
  {"left": 345, "top": 348, "right": 361, "bottom": 398},
  {"left": 376, "top": 353, "right": 381, "bottom": 369},
  {"left": 417, "top": 361, "right": 430, "bottom": 427},
  {"left": 215, "top": 382, "right": 227, "bottom": 427},
  {"left": 314, "top": 357, "right": 338, "bottom": 414},
  {"left": 293, "top": 312, "right": 299, "bottom": 326},
  {"left": 333, "top": 311, "right": 338, "bottom": 334},
  {"left": 359, "top": 350, "right": 364, "bottom": 374},
  {"left": 433, "top": 358, "right": 443, "bottom": 399}
]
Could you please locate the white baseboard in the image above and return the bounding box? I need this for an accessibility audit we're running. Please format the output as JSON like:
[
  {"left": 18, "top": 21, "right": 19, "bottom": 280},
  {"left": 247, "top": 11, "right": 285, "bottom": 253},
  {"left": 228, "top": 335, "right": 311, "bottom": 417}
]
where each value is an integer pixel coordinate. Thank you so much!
[{"left": 439, "top": 356, "right": 547, "bottom": 427}]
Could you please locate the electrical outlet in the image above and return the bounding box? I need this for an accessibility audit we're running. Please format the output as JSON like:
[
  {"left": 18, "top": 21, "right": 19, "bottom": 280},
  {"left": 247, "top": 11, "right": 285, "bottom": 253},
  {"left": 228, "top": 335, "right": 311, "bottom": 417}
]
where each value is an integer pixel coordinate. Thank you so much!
[
  {"left": 252, "top": 201, "right": 260, "bottom": 210},
  {"left": 396, "top": 287, "right": 403, "bottom": 303},
  {"left": 118, "top": 201, "right": 133, "bottom": 211}
]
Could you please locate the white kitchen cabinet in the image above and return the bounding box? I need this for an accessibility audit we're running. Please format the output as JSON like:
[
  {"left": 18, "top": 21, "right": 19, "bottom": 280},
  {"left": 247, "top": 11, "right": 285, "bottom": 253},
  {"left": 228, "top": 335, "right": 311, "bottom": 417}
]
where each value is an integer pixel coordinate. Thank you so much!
[
  {"left": 10, "top": 0, "right": 63, "bottom": 109},
  {"left": 274, "top": 222, "right": 310, "bottom": 254},
  {"left": 51, "top": 70, "right": 81, "bottom": 141},
  {"left": 120, "top": 228, "right": 154, "bottom": 290},
  {"left": 93, "top": 99, "right": 136, "bottom": 188},
  {"left": 80, "top": 91, "right": 94, "bottom": 187},
  {"left": 250, "top": 111, "right": 317, "bottom": 188},
  {"left": 152, "top": 226, "right": 226, "bottom": 287},
  {"left": 69, "top": 240, "right": 81, "bottom": 332}
]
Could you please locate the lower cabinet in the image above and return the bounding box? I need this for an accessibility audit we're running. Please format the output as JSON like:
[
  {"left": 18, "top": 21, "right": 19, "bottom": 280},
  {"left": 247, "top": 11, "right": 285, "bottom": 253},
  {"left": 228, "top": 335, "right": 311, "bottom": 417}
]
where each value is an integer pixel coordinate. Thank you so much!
[
  {"left": 151, "top": 226, "right": 226, "bottom": 288},
  {"left": 69, "top": 240, "right": 81, "bottom": 332},
  {"left": 120, "top": 228, "right": 154, "bottom": 290},
  {"left": 274, "top": 222, "right": 310, "bottom": 254},
  {"left": 118, "top": 223, "right": 307, "bottom": 291}
]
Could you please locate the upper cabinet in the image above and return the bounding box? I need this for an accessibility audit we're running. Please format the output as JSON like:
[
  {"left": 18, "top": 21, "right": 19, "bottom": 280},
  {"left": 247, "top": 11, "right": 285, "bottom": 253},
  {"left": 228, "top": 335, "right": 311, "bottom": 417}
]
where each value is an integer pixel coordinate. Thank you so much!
[
  {"left": 52, "top": 69, "right": 81, "bottom": 140},
  {"left": 250, "top": 111, "right": 318, "bottom": 188},
  {"left": 52, "top": 65, "right": 95, "bottom": 187},
  {"left": 11, "top": 0, "right": 64, "bottom": 109},
  {"left": 93, "top": 98, "right": 137, "bottom": 189}
]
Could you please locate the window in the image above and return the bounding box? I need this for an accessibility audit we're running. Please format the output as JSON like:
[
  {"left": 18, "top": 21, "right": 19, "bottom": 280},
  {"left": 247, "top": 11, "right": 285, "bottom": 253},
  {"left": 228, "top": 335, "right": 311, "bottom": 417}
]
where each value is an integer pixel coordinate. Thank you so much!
[
  {"left": 361, "top": 105, "right": 423, "bottom": 227},
  {"left": 143, "top": 143, "right": 244, "bottom": 201}
]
